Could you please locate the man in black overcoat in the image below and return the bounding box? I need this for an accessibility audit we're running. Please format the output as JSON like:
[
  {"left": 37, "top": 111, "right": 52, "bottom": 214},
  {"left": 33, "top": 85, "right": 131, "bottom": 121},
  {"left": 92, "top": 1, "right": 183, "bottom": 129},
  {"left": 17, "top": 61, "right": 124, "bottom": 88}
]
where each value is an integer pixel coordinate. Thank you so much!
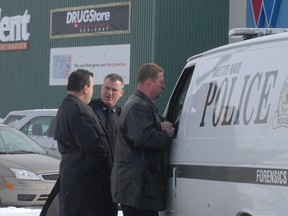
[
  {"left": 40, "top": 71, "right": 123, "bottom": 216},
  {"left": 47, "top": 69, "right": 115, "bottom": 216},
  {"left": 111, "top": 63, "right": 175, "bottom": 216}
]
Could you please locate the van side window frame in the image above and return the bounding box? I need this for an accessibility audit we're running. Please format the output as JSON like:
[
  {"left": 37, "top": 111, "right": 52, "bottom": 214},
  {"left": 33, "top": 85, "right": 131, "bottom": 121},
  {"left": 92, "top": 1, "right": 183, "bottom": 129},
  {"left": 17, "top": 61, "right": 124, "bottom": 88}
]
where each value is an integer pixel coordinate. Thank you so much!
[{"left": 165, "top": 66, "right": 194, "bottom": 136}]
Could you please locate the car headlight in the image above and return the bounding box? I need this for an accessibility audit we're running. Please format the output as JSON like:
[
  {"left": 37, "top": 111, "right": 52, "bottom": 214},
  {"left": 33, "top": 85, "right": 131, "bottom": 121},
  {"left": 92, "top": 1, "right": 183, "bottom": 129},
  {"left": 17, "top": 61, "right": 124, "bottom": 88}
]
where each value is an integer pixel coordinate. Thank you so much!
[{"left": 10, "top": 168, "right": 41, "bottom": 180}]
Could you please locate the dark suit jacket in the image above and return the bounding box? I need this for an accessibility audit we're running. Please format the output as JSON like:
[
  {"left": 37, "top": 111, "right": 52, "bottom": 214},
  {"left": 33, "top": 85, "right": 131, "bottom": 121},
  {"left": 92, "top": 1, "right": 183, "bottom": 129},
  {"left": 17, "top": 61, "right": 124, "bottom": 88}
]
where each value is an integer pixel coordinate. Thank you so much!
[
  {"left": 89, "top": 98, "right": 121, "bottom": 155},
  {"left": 111, "top": 90, "right": 172, "bottom": 211}
]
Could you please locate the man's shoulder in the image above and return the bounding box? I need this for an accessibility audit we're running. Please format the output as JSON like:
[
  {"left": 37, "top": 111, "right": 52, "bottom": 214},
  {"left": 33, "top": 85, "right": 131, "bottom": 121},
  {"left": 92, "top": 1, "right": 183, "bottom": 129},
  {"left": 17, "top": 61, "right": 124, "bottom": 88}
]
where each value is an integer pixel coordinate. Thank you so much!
[
  {"left": 58, "top": 95, "right": 78, "bottom": 112},
  {"left": 58, "top": 97, "right": 90, "bottom": 117},
  {"left": 89, "top": 98, "right": 102, "bottom": 110}
]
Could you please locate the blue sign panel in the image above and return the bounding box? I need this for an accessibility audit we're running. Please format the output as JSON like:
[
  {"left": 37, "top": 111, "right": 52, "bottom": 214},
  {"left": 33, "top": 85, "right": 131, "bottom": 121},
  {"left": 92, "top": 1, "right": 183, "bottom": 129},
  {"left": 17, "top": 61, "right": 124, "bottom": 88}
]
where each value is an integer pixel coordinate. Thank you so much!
[{"left": 246, "top": 0, "right": 288, "bottom": 27}]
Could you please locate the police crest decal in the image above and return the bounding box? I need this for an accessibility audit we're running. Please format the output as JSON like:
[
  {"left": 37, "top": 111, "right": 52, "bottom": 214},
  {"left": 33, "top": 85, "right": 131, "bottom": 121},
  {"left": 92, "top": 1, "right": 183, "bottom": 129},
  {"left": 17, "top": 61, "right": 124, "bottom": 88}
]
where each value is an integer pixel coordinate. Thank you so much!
[{"left": 273, "top": 77, "right": 288, "bottom": 128}]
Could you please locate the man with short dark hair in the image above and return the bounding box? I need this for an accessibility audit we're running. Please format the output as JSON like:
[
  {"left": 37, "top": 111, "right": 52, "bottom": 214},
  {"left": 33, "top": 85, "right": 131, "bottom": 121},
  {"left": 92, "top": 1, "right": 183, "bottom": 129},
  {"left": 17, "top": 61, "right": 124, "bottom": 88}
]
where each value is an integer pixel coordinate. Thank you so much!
[
  {"left": 111, "top": 63, "right": 175, "bottom": 216},
  {"left": 54, "top": 69, "right": 115, "bottom": 216}
]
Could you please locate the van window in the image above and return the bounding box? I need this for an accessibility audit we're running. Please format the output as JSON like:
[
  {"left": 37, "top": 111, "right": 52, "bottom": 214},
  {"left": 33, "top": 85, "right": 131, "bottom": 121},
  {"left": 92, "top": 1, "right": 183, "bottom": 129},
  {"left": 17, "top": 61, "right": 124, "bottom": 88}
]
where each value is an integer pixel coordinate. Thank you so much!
[{"left": 165, "top": 66, "right": 194, "bottom": 137}]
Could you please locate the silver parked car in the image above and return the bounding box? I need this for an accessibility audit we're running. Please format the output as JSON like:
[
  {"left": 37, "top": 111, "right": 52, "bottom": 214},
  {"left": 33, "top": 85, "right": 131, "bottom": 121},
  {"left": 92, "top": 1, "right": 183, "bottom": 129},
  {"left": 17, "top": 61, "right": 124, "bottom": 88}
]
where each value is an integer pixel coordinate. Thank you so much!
[
  {"left": 0, "top": 124, "right": 60, "bottom": 207},
  {"left": 2, "top": 109, "right": 60, "bottom": 158}
]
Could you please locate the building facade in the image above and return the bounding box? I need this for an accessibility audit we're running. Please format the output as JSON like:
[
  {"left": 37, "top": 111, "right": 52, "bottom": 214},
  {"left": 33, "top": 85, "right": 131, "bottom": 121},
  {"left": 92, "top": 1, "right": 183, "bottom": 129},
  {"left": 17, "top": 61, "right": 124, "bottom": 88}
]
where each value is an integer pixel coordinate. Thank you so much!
[{"left": 0, "top": 0, "right": 229, "bottom": 117}]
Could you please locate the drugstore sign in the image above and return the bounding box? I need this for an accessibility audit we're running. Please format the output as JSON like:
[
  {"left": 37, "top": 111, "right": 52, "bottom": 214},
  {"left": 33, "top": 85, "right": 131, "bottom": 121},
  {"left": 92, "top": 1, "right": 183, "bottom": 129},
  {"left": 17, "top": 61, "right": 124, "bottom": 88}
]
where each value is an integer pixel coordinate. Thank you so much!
[
  {"left": 0, "top": 9, "right": 30, "bottom": 51},
  {"left": 50, "top": 2, "right": 130, "bottom": 38}
]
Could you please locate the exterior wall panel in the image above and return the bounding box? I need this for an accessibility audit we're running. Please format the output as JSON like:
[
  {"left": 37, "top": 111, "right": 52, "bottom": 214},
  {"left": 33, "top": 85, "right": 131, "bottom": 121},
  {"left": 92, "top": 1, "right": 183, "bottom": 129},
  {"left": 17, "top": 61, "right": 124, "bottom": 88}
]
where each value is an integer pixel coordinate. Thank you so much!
[
  {"left": 154, "top": 0, "right": 229, "bottom": 110},
  {"left": 0, "top": 0, "right": 229, "bottom": 117}
]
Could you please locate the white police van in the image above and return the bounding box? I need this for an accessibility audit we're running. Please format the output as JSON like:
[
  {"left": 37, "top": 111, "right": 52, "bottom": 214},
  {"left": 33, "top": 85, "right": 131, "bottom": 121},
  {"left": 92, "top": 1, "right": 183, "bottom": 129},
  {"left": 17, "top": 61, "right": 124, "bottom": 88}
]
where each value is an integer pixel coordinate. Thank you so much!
[{"left": 161, "top": 28, "right": 288, "bottom": 216}]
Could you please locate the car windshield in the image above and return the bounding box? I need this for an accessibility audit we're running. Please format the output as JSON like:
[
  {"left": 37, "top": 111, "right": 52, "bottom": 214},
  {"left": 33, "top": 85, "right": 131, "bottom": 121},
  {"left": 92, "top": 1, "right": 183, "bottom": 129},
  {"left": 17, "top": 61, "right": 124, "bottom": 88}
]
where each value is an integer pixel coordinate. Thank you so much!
[
  {"left": 2, "top": 115, "right": 25, "bottom": 125},
  {"left": 0, "top": 126, "right": 47, "bottom": 154}
]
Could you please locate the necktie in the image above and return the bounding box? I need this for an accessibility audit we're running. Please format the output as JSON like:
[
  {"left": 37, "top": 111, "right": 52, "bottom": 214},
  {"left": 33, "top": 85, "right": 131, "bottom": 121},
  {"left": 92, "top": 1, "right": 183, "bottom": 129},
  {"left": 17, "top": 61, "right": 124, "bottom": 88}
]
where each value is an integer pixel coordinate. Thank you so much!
[{"left": 106, "top": 108, "right": 116, "bottom": 153}]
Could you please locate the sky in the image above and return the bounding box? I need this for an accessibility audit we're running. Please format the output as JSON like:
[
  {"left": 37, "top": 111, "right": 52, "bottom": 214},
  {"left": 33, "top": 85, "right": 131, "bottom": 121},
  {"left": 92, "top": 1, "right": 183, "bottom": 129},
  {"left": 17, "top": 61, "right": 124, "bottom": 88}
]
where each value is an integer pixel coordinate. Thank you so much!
[{"left": 0, "top": 207, "right": 123, "bottom": 216}]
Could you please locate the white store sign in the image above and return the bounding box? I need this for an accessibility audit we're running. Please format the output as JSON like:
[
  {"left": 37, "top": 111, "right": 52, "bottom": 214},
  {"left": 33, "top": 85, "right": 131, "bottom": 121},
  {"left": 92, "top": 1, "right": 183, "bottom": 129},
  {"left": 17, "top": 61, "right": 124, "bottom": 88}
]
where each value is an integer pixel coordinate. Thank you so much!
[{"left": 49, "top": 44, "right": 130, "bottom": 85}]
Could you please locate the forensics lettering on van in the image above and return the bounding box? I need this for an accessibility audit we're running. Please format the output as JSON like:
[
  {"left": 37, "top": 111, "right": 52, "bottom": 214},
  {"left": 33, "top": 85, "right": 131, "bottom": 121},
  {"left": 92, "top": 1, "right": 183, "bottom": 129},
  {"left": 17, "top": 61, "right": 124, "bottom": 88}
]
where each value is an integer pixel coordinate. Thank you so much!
[
  {"left": 0, "top": 9, "right": 30, "bottom": 51},
  {"left": 256, "top": 169, "right": 287, "bottom": 185},
  {"left": 50, "top": 2, "right": 130, "bottom": 38},
  {"left": 200, "top": 62, "right": 278, "bottom": 127}
]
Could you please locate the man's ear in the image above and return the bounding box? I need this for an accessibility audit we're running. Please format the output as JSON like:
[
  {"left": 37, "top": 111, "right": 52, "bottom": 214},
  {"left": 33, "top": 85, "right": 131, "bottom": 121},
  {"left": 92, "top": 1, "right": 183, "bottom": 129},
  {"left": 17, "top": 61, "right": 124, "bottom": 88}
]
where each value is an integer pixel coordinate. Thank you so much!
[
  {"left": 83, "top": 85, "right": 89, "bottom": 94},
  {"left": 147, "top": 79, "right": 153, "bottom": 87},
  {"left": 120, "top": 89, "right": 125, "bottom": 97}
]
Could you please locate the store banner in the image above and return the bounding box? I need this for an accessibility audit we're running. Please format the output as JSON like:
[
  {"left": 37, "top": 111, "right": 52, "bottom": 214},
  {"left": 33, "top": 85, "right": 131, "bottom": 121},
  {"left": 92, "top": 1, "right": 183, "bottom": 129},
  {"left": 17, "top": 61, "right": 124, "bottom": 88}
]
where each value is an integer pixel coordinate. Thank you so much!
[
  {"left": 50, "top": 2, "right": 130, "bottom": 38},
  {"left": 49, "top": 44, "right": 130, "bottom": 86}
]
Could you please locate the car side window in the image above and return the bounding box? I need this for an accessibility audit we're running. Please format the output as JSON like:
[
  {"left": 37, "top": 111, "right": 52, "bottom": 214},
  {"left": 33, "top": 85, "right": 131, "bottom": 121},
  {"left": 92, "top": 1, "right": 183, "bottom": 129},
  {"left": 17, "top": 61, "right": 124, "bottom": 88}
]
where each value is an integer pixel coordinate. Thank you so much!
[{"left": 21, "top": 117, "right": 55, "bottom": 137}]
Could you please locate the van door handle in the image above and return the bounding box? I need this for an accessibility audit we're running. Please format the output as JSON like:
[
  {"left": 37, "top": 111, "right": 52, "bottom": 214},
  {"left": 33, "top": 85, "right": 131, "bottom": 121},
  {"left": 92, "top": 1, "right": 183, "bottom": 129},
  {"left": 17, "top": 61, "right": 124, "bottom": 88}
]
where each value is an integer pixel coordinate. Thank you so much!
[{"left": 173, "top": 166, "right": 177, "bottom": 189}]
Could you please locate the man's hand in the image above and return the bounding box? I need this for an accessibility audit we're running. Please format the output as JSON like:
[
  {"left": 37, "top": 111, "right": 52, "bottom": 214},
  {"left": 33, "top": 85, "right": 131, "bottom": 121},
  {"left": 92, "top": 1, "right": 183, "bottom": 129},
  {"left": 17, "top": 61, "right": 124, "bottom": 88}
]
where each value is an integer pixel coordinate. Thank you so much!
[{"left": 161, "top": 121, "right": 175, "bottom": 138}]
